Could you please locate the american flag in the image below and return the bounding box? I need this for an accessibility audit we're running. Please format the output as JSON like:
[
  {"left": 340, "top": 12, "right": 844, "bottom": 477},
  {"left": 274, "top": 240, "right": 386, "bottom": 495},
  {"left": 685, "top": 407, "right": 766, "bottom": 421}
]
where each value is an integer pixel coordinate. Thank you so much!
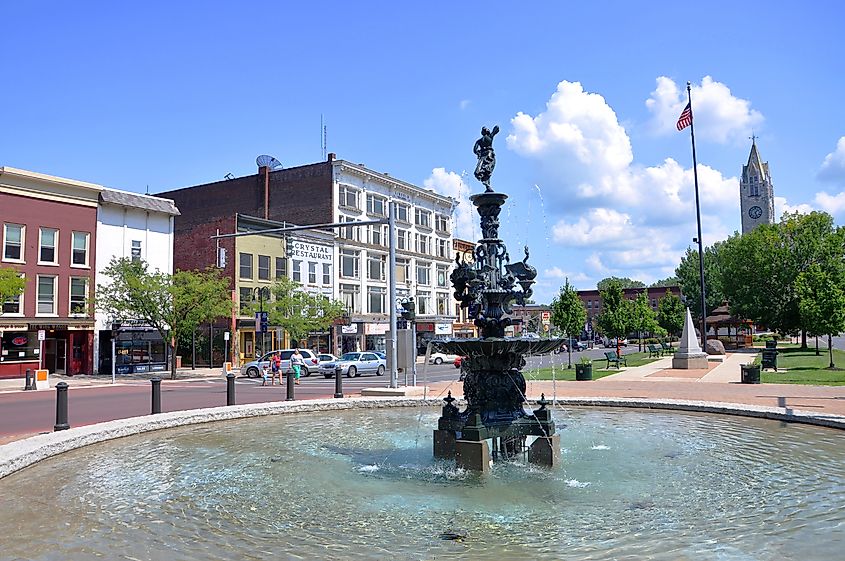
[{"left": 676, "top": 103, "right": 692, "bottom": 131}]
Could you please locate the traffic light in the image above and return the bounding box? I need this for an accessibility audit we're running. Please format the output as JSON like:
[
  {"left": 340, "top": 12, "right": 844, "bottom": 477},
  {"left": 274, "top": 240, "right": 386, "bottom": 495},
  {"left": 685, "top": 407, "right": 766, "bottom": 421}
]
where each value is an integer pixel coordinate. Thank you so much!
[{"left": 401, "top": 298, "right": 416, "bottom": 321}]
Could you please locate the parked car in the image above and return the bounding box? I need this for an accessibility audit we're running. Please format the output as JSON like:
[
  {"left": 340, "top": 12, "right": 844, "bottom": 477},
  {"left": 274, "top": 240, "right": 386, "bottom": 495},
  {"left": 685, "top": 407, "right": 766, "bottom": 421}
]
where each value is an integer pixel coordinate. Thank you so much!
[
  {"left": 603, "top": 338, "right": 628, "bottom": 348},
  {"left": 240, "top": 349, "right": 320, "bottom": 378},
  {"left": 555, "top": 338, "right": 587, "bottom": 353},
  {"left": 429, "top": 351, "right": 459, "bottom": 365},
  {"left": 521, "top": 332, "right": 541, "bottom": 339},
  {"left": 319, "top": 351, "right": 386, "bottom": 378}
]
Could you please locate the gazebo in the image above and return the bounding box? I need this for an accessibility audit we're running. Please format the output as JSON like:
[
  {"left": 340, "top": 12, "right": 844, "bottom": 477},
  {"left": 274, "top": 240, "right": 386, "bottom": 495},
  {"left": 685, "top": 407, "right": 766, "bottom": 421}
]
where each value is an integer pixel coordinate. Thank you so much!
[{"left": 705, "top": 302, "right": 753, "bottom": 349}]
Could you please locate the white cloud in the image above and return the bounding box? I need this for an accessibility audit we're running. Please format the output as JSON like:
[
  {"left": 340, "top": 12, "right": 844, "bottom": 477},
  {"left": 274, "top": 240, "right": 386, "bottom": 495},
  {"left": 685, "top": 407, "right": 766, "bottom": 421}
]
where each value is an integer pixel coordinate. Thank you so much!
[
  {"left": 459, "top": 99, "right": 471, "bottom": 110},
  {"left": 544, "top": 266, "right": 589, "bottom": 283},
  {"left": 423, "top": 168, "right": 475, "bottom": 240},
  {"left": 818, "top": 136, "right": 845, "bottom": 183},
  {"left": 813, "top": 192, "right": 845, "bottom": 215},
  {"left": 551, "top": 208, "right": 632, "bottom": 246},
  {"left": 645, "top": 76, "right": 764, "bottom": 144},
  {"left": 585, "top": 253, "right": 608, "bottom": 273},
  {"left": 774, "top": 196, "right": 814, "bottom": 218}
]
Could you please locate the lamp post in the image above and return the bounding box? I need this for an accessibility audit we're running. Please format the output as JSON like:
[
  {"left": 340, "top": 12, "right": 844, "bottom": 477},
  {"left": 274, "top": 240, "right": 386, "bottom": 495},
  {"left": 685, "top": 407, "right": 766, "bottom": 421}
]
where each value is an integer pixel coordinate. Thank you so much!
[
  {"left": 400, "top": 297, "right": 416, "bottom": 386},
  {"left": 253, "top": 287, "right": 270, "bottom": 358}
]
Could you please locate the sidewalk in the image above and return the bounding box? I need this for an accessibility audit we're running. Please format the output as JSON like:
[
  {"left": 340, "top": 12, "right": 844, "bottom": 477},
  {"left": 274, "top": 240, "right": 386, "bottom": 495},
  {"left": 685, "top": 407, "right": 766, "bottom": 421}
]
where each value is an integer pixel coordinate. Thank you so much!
[
  {"left": 599, "top": 351, "right": 756, "bottom": 383},
  {"left": 0, "top": 366, "right": 226, "bottom": 393}
]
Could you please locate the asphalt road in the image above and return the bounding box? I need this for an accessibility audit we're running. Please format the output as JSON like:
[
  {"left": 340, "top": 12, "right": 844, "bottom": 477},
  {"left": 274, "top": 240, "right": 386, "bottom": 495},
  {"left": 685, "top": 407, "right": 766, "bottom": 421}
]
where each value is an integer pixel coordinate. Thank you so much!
[{"left": 0, "top": 347, "right": 632, "bottom": 441}]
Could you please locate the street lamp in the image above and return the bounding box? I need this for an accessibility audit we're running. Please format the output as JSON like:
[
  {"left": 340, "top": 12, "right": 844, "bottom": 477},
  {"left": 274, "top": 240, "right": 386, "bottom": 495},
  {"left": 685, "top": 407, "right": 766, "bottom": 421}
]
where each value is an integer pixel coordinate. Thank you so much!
[
  {"left": 253, "top": 287, "right": 271, "bottom": 357},
  {"left": 399, "top": 297, "right": 416, "bottom": 386}
]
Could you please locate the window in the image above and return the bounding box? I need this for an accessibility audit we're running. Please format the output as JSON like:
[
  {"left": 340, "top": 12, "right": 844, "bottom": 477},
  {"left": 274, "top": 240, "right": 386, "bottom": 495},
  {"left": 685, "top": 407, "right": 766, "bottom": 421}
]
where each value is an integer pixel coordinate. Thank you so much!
[
  {"left": 435, "top": 214, "right": 450, "bottom": 234},
  {"left": 396, "top": 203, "right": 410, "bottom": 223},
  {"left": 437, "top": 292, "right": 449, "bottom": 315},
  {"left": 366, "top": 194, "right": 386, "bottom": 216},
  {"left": 36, "top": 275, "right": 57, "bottom": 315},
  {"left": 292, "top": 260, "right": 302, "bottom": 282},
  {"left": 416, "top": 234, "right": 430, "bottom": 255},
  {"left": 368, "top": 286, "right": 386, "bottom": 314},
  {"left": 397, "top": 229, "right": 409, "bottom": 251},
  {"left": 39, "top": 228, "right": 58, "bottom": 264},
  {"left": 436, "top": 239, "right": 449, "bottom": 259},
  {"left": 395, "top": 258, "right": 410, "bottom": 284},
  {"left": 1, "top": 274, "right": 23, "bottom": 315},
  {"left": 415, "top": 209, "right": 431, "bottom": 229},
  {"left": 367, "top": 254, "right": 385, "bottom": 281},
  {"left": 71, "top": 231, "right": 90, "bottom": 267},
  {"left": 3, "top": 224, "right": 24, "bottom": 261},
  {"left": 308, "top": 262, "right": 317, "bottom": 284},
  {"left": 322, "top": 263, "right": 332, "bottom": 285},
  {"left": 131, "top": 240, "right": 142, "bottom": 262},
  {"left": 436, "top": 265, "right": 448, "bottom": 288},
  {"left": 417, "top": 262, "right": 431, "bottom": 285},
  {"left": 340, "top": 250, "right": 359, "bottom": 279},
  {"left": 239, "top": 288, "right": 253, "bottom": 314},
  {"left": 339, "top": 185, "right": 359, "bottom": 209},
  {"left": 69, "top": 277, "right": 88, "bottom": 315},
  {"left": 258, "top": 255, "right": 271, "bottom": 281},
  {"left": 239, "top": 253, "right": 253, "bottom": 279},
  {"left": 275, "top": 257, "right": 287, "bottom": 279},
  {"left": 369, "top": 224, "right": 385, "bottom": 246},
  {"left": 340, "top": 283, "right": 360, "bottom": 313},
  {"left": 417, "top": 291, "right": 431, "bottom": 315},
  {"left": 338, "top": 215, "right": 360, "bottom": 242}
]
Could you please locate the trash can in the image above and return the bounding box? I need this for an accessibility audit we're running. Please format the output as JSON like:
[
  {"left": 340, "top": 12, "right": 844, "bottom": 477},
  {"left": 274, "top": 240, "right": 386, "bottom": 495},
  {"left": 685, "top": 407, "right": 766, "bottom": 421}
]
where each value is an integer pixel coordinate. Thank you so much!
[
  {"left": 741, "top": 364, "right": 761, "bottom": 384},
  {"left": 761, "top": 349, "right": 778, "bottom": 371},
  {"left": 575, "top": 363, "right": 593, "bottom": 381},
  {"left": 765, "top": 340, "right": 778, "bottom": 350}
]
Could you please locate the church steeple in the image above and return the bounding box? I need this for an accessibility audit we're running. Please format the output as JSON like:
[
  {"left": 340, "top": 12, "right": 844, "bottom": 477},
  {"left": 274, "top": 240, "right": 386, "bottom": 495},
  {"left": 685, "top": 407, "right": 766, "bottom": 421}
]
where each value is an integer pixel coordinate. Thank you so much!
[{"left": 740, "top": 137, "right": 775, "bottom": 234}]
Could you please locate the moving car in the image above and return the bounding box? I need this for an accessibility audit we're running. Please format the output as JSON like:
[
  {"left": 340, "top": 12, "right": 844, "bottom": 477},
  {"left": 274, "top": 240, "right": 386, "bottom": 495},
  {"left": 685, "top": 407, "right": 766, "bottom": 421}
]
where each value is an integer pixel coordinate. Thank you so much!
[
  {"left": 319, "top": 351, "right": 386, "bottom": 378},
  {"left": 317, "top": 353, "right": 338, "bottom": 366},
  {"left": 555, "top": 338, "right": 587, "bottom": 353},
  {"left": 240, "top": 349, "right": 319, "bottom": 378},
  {"left": 428, "top": 351, "right": 459, "bottom": 365},
  {"left": 604, "top": 338, "right": 628, "bottom": 348}
]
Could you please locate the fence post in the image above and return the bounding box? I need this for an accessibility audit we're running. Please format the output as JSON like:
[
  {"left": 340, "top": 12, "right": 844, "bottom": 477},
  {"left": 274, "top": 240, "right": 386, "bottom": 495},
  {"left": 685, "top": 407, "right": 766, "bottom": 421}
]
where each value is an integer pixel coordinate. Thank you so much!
[
  {"left": 54, "top": 382, "right": 70, "bottom": 431},
  {"left": 151, "top": 378, "right": 162, "bottom": 414},
  {"left": 334, "top": 366, "right": 343, "bottom": 398},
  {"left": 226, "top": 372, "right": 235, "bottom": 406},
  {"left": 286, "top": 368, "right": 295, "bottom": 401}
]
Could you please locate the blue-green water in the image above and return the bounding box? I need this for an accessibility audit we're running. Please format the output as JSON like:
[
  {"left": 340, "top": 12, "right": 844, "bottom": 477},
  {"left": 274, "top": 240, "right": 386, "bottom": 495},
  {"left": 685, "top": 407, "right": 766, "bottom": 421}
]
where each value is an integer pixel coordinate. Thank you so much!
[{"left": 1, "top": 407, "right": 843, "bottom": 560}]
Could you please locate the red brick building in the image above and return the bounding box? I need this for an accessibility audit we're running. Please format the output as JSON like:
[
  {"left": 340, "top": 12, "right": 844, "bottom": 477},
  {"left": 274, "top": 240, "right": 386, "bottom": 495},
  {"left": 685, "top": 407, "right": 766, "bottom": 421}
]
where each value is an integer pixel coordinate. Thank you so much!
[{"left": 0, "top": 168, "right": 98, "bottom": 378}]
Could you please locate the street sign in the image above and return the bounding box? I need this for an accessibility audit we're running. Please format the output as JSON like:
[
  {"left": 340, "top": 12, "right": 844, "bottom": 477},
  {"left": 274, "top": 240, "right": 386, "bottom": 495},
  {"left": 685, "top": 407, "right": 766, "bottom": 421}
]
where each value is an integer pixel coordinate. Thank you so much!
[
  {"left": 541, "top": 311, "right": 551, "bottom": 324},
  {"left": 37, "top": 330, "right": 45, "bottom": 341},
  {"left": 224, "top": 331, "right": 230, "bottom": 341},
  {"left": 255, "top": 312, "right": 269, "bottom": 333},
  {"left": 397, "top": 320, "right": 409, "bottom": 330}
]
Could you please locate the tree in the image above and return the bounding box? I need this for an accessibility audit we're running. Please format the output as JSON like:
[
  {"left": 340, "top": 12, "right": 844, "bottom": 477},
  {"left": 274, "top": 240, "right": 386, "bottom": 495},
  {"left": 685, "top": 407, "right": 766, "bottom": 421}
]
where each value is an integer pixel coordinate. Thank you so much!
[
  {"left": 0, "top": 266, "right": 26, "bottom": 304},
  {"left": 263, "top": 277, "right": 346, "bottom": 346},
  {"left": 97, "top": 258, "right": 232, "bottom": 379},
  {"left": 650, "top": 276, "right": 680, "bottom": 288},
  {"left": 597, "top": 276, "right": 645, "bottom": 291},
  {"left": 550, "top": 279, "right": 587, "bottom": 369},
  {"left": 595, "top": 280, "right": 633, "bottom": 355},
  {"left": 657, "top": 289, "right": 685, "bottom": 339},
  {"left": 796, "top": 264, "right": 845, "bottom": 368},
  {"left": 675, "top": 241, "right": 724, "bottom": 321},
  {"left": 629, "top": 291, "right": 658, "bottom": 352}
]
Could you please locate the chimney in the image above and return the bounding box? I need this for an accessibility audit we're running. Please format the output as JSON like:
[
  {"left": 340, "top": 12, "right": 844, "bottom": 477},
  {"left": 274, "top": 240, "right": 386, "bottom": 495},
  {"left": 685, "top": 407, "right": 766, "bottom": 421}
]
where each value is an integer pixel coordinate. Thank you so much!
[
  {"left": 259, "top": 165, "right": 269, "bottom": 220},
  {"left": 327, "top": 152, "right": 336, "bottom": 162}
]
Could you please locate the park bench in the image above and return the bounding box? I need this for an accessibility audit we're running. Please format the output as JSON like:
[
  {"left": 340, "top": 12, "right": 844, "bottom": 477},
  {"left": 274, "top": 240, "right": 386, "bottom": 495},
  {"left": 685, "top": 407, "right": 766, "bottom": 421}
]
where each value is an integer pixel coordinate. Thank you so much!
[
  {"left": 660, "top": 341, "right": 676, "bottom": 354},
  {"left": 604, "top": 350, "right": 628, "bottom": 369},
  {"left": 647, "top": 344, "right": 663, "bottom": 358}
]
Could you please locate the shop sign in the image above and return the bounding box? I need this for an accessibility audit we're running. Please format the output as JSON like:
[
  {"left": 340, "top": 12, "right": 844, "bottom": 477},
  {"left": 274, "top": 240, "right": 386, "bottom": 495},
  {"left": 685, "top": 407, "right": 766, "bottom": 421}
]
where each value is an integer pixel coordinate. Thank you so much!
[
  {"left": 11, "top": 335, "right": 28, "bottom": 346},
  {"left": 434, "top": 323, "right": 452, "bottom": 335},
  {"left": 288, "top": 239, "right": 333, "bottom": 264},
  {"left": 416, "top": 322, "right": 435, "bottom": 333},
  {"left": 341, "top": 324, "right": 358, "bottom": 335},
  {"left": 364, "top": 323, "right": 389, "bottom": 335}
]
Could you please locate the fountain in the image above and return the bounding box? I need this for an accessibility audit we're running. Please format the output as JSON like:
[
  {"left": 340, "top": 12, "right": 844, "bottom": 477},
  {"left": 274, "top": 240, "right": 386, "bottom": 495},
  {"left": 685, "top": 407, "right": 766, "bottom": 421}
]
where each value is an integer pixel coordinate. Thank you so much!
[{"left": 433, "top": 126, "right": 563, "bottom": 472}]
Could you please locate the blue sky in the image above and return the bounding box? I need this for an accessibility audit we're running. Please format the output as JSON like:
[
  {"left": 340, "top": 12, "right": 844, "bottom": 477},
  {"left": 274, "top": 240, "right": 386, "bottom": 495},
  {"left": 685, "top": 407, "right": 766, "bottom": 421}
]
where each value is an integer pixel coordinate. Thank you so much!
[{"left": 3, "top": 1, "right": 845, "bottom": 303}]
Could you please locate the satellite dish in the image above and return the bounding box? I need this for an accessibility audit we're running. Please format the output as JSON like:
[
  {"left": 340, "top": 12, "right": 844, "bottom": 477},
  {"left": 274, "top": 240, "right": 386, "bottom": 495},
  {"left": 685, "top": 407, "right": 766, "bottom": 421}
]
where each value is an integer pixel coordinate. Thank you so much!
[{"left": 256, "top": 154, "right": 283, "bottom": 170}]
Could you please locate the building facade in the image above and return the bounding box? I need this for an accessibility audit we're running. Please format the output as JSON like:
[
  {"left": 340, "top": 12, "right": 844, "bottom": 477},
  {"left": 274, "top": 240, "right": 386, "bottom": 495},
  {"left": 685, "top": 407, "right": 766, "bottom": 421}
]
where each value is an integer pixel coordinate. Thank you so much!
[
  {"left": 740, "top": 138, "right": 775, "bottom": 234},
  {"left": 578, "top": 286, "right": 684, "bottom": 336},
  {"left": 451, "top": 238, "right": 478, "bottom": 338},
  {"left": 0, "top": 168, "right": 98, "bottom": 378}
]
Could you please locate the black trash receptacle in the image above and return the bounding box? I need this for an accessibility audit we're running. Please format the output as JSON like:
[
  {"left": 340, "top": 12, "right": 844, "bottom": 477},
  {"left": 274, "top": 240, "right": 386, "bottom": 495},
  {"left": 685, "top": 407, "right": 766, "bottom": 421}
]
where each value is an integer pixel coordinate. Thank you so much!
[
  {"left": 765, "top": 339, "right": 778, "bottom": 349},
  {"left": 575, "top": 363, "right": 593, "bottom": 381},
  {"left": 761, "top": 349, "right": 778, "bottom": 371},
  {"left": 741, "top": 364, "right": 761, "bottom": 384}
]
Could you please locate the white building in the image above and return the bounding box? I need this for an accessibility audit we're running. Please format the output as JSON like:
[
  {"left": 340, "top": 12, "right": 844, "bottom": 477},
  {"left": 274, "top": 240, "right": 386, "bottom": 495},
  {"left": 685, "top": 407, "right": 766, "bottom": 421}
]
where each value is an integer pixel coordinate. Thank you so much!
[{"left": 93, "top": 189, "right": 180, "bottom": 374}]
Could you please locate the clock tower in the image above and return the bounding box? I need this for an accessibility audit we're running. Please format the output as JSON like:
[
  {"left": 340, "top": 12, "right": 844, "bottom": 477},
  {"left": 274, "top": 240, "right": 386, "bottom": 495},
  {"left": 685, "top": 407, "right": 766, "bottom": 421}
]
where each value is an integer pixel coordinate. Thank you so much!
[{"left": 740, "top": 137, "right": 775, "bottom": 234}]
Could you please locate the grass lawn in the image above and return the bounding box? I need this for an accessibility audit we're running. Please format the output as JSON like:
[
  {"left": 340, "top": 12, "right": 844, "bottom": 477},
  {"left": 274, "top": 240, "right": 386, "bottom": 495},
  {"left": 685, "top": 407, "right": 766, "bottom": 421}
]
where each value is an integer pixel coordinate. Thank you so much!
[
  {"left": 524, "top": 352, "right": 661, "bottom": 381},
  {"left": 761, "top": 346, "right": 845, "bottom": 386}
]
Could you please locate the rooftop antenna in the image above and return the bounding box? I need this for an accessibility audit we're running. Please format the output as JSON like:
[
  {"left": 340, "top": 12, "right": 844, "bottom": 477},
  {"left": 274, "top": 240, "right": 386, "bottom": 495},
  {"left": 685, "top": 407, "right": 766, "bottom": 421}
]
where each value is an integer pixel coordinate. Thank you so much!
[
  {"left": 255, "top": 155, "right": 283, "bottom": 170},
  {"left": 224, "top": 173, "right": 235, "bottom": 180},
  {"left": 321, "top": 114, "right": 327, "bottom": 160},
  {"left": 145, "top": 184, "right": 149, "bottom": 195}
]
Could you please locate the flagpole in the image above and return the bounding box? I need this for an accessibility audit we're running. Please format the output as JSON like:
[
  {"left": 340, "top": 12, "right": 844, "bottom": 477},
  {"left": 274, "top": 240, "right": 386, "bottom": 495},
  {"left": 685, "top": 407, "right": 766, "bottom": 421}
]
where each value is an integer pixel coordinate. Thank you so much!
[{"left": 687, "top": 81, "right": 708, "bottom": 348}]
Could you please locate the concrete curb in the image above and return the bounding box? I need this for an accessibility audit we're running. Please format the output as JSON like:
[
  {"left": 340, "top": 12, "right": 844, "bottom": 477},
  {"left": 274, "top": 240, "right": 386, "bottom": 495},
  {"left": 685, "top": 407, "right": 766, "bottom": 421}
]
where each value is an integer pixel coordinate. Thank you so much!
[{"left": 2, "top": 396, "right": 844, "bottom": 480}]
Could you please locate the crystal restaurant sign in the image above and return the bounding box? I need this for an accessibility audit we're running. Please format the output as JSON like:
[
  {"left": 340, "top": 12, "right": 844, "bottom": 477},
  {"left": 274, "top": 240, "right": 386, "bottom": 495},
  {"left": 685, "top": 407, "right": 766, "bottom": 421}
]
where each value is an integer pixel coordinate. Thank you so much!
[{"left": 287, "top": 240, "right": 333, "bottom": 264}]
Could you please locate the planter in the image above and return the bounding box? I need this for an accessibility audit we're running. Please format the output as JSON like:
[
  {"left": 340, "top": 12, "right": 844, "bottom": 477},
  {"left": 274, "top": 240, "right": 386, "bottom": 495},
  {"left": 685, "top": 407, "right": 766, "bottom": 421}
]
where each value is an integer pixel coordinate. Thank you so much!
[
  {"left": 740, "top": 364, "right": 760, "bottom": 384},
  {"left": 575, "top": 363, "right": 593, "bottom": 381}
]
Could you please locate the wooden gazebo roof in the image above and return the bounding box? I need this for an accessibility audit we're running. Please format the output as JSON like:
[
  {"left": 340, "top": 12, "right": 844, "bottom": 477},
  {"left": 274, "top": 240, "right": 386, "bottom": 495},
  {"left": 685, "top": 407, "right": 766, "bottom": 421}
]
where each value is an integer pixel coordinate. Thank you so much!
[{"left": 705, "top": 302, "right": 751, "bottom": 327}]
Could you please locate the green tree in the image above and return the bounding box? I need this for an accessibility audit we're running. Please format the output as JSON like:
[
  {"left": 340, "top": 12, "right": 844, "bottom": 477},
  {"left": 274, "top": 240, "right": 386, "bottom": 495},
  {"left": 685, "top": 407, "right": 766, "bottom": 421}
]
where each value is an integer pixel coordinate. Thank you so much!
[
  {"left": 796, "top": 264, "right": 845, "bottom": 368},
  {"left": 263, "top": 277, "right": 346, "bottom": 345},
  {"left": 595, "top": 280, "right": 632, "bottom": 354},
  {"left": 650, "top": 276, "right": 680, "bottom": 288},
  {"left": 97, "top": 258, "right": 233, "bottom": 379},
  {"left": 597, "top": 276, "right": 645, "bottom": 291},
  {"left": 657, "top": 289, "right": 685, "bottom": 339},
  {"left": 550, "top": 279, "right": 587, "bottom": 369},
  {"left": 629, "top": 291, "right": 659, "bottom": 352},
  {"left": 0, "top": 266, "right": 26, "bottom": 304},
  {"left": 675, "top": 241, "right": 724, "bottom": 321}
]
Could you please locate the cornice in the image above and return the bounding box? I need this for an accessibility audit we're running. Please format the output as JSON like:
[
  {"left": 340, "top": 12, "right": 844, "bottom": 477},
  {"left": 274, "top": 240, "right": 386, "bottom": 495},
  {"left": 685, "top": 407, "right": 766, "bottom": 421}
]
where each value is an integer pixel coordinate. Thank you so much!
[{"left": 332, "top": 160, "right": 456, "bottom": 209}]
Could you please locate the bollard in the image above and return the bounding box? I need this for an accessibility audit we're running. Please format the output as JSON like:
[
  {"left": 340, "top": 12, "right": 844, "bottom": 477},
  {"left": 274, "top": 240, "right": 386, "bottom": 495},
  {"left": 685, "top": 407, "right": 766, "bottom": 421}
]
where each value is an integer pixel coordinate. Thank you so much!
[
  {"left": 226, "top": 372, "right": 235, "bottom": 406},
  {"left": 54, "top": 382, "right": 70, "bottom": 431},
  {"left": 286, "top": 368, "right": 295, "bottom": 401},
  {"left": 151, "top": 378, "right": 162, "bottom": 414},
  {"left": 334, "top": 366, "right": 343, "bottom": 398},
  {"left": 24, "top": 368, "right": 34, "bottom": 391}
]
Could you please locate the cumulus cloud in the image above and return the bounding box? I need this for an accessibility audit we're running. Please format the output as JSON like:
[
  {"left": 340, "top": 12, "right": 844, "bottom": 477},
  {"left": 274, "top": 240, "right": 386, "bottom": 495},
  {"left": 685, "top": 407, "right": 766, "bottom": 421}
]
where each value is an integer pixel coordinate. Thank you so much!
[
  {"left": 645, "top": 76, "right": 764, "bottom": 144},
  {"left": 544, "top": 266, "right": 589, "bottom": 283},
  {"left": 774, "top": 196, "right": 814, "bottom": 219},
  {"left": 818, "top": 136, "right": 845, "bottom": 183},
  {"left": 423, "top": 168, "right": 476, "bottom": 240},
  {"left": 813, "top": 192, "right": 845, "bottom": 215},
  {"left": 551, "top": 208, "right": 632, "bottom": 246}
]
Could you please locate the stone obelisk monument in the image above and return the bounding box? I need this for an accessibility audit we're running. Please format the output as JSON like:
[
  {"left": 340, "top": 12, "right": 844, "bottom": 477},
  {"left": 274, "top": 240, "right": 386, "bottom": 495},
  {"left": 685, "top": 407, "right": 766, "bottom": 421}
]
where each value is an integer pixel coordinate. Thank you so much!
[{"left": 672, "top": 307, "right": 709, "bottom": 369}]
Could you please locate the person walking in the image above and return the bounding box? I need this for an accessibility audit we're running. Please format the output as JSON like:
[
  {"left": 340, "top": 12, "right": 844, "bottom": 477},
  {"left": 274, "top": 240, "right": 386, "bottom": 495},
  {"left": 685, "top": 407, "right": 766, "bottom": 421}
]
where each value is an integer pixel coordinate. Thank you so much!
[
  {"left": 290, "top": 348, "right": 304, "bottom": 385},
  {"left": 271, "top": 352, "right": 282, "bottom": 385}
]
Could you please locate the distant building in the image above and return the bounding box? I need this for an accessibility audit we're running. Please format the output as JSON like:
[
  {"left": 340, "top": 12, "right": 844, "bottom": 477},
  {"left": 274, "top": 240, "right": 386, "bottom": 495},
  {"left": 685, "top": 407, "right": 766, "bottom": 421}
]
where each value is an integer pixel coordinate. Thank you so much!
[
  {"left": 740, "top": 138, "right": 775, "bottom": 234},
  {"left": 451, "top": 238, "right": 477, "bottom": 338},
  {"left": 578, "top": 286, "right": 683, "bottom": 334}
]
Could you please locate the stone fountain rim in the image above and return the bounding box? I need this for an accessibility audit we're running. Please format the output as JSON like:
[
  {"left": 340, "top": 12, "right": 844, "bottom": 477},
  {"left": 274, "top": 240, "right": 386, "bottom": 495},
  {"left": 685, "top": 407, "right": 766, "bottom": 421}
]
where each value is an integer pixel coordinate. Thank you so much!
[{"left": 1, "top": 396, "right": 843, "bottom": 480}]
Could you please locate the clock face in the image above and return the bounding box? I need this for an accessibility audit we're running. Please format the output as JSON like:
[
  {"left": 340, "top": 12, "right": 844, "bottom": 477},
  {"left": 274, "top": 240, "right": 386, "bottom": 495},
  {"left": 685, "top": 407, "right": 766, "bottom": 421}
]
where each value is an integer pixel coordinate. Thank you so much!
[{"left": 748, "top": 205, "right": 763, "bottom": 219}]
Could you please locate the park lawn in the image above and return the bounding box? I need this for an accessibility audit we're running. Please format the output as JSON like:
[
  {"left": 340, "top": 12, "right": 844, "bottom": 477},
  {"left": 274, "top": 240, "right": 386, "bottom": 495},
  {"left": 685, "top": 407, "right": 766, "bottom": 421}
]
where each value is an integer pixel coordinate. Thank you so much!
[
  {"left": 524, "top": 352, "right": 660, "bottom": 381},
  {"left": 761, "top": 346, "right": 845, "bottom": 386}
]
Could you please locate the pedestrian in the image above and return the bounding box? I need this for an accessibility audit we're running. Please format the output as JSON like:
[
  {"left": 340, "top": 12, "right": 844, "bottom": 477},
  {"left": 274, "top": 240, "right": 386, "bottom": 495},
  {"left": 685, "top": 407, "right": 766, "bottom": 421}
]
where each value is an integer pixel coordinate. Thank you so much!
[
  {"left": 271, "top": 352, "right": 282, "bottom": 385},
  {"left": 291, "top": 348, "right": 304, "bottom": 384}
]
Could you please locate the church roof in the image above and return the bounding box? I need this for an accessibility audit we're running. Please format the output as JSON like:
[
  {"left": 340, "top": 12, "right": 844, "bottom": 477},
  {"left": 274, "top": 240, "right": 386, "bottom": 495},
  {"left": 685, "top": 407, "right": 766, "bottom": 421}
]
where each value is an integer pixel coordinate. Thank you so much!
[{"left": 742, "top": 138, "right": 770, "bottom": 180}]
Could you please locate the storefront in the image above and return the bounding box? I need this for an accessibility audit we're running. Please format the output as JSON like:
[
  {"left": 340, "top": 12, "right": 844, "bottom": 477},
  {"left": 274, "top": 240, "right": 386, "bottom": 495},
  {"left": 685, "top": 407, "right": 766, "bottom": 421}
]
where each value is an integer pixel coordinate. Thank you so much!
[
  {"left": 364, "top": 322, "right": 388, "bottom": 352},
  {"left": 339, "top": 323, "right": 361, "bottom": 354},
  {"left": 112, "top": 326, "right": 169, "bottom": 375},
  {"left": 0, "top": 328, "right": 40, "bottom": 378},
  {"left": 0, "top": 321, "right": 93, "bottom": 378}
]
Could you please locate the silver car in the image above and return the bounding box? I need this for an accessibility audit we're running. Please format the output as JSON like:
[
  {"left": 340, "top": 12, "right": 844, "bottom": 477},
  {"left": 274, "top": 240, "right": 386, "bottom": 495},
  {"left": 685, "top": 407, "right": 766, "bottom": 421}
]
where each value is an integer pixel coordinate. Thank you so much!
[
  {"left": 319, "top": 351, "right": 386, "bottom": 378},
  {"left": 240, "top": 349, "right": 319, "bottom": 378}
]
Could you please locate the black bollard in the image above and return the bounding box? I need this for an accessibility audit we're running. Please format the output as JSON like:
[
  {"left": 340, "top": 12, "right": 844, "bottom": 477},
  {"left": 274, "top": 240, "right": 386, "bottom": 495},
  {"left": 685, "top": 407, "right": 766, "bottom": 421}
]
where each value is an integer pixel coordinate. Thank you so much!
[
  {"left": 151, "top": 378, "right": 162, "bottom": 414},
  {"left": 334, "top": 366, "right": 343, "bottom": 398},
  {"left": 24, "top": 368, "right": 34, "bottom": 391},
  {"left": 226, "top": 372, "right": 235, "bottom": 406},
  {"left": 54, "top": 382, "right": 70, "bottom": 431},
  {"left": 286, "top": 368, "right": 295, "bottom": 401}
]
